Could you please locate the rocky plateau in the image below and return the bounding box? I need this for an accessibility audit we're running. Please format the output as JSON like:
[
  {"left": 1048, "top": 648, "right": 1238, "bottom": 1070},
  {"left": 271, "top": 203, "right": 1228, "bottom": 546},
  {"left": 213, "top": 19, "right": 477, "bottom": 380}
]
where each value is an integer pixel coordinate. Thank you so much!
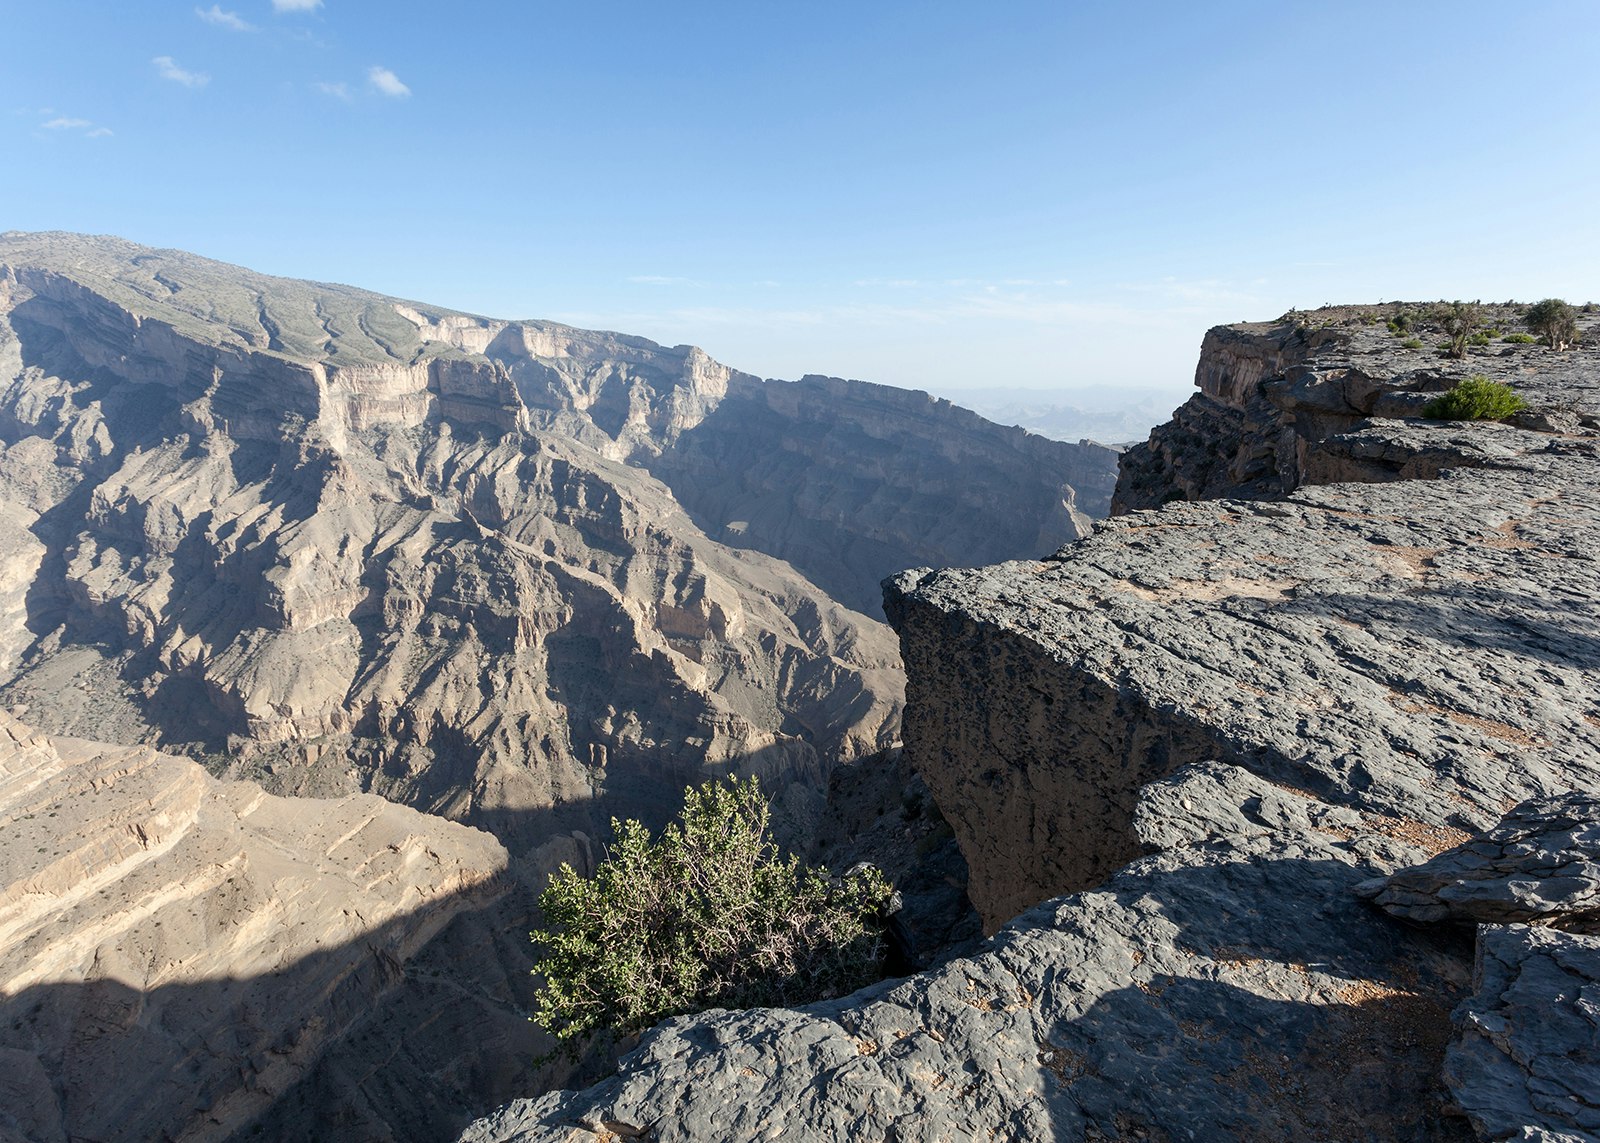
[{"left": 468, "top": 304, "right": 1600, "bottom": 1141}]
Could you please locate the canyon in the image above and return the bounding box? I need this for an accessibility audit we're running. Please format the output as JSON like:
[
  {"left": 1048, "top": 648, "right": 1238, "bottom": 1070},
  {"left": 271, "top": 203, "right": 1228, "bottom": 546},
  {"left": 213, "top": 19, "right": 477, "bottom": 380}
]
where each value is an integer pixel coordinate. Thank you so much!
[
  {"left": 469, "top": 304, "right": 1600, "bottom": 1141},
  {"left": 0, "top": 232, "right": 1120, "bottom": 1142}
]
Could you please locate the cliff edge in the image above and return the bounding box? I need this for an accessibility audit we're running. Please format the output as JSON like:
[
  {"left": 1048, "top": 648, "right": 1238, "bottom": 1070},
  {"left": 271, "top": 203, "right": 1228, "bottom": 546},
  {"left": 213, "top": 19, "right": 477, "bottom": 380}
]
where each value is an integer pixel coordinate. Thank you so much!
[{"left": 465, "top": 306, "right": 1600, "bottom": 1142}]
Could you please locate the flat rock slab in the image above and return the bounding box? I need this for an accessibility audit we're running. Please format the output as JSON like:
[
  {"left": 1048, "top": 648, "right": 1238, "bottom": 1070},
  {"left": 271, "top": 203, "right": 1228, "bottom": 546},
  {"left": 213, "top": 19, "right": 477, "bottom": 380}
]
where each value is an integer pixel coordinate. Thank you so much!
[
  {"left": 888, "top": 444, "right": 1600, "bottom": 925},
  {"left": 1364, "top": 793, "right": 1600, "bottom": 931},
  {"left": 1447, "top": 925, "right": 1600, "bottom": 1142}
]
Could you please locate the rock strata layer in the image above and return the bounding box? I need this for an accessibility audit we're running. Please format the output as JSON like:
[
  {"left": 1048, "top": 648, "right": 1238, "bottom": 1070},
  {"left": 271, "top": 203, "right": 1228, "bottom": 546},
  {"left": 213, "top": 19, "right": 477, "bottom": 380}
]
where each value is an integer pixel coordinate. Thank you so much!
[
  {"left": 465, "top": 308, "right": 1600, "bottom": 1142},
  {"left": 0, "top": 233, "right": 1117, "bottom": 852},
  {"left": 0, "top": 711, "right": 511, "bottom": 1143}
]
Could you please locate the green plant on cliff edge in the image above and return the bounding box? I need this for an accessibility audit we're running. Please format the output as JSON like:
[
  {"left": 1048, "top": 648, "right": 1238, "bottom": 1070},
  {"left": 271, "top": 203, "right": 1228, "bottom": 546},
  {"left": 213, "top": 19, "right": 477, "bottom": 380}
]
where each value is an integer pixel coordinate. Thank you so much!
[
  {"left": 1422, "top": 375, "right": 1527, "bottom": 421},
  {"left": 530, "top": 775, "right": 892, "bottom": 1057}
]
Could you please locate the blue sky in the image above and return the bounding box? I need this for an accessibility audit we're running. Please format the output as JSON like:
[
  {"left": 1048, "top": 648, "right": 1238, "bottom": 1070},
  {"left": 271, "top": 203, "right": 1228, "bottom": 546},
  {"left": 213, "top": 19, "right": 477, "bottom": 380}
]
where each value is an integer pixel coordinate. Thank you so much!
[{"left": 6, "top": 1, "right": 1599, "bottom": 397}]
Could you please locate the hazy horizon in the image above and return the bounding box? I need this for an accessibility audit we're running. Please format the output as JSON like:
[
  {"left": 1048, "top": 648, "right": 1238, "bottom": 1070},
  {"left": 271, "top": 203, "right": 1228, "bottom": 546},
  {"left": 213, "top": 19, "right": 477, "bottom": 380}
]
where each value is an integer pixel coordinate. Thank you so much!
[{"left": 7, "top": 1, "right": 1599, "bottom": 394}]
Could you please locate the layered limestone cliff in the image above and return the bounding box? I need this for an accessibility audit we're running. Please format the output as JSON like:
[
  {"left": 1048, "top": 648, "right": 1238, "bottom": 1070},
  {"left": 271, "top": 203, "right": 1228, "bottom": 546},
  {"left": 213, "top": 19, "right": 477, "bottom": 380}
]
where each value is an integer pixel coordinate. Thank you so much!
[
  {"left": 0, "top": 711, "right": 515, "bottom": 1143},
  {"left": 467, "top": 309, "right": 1600, "bottom": 1141},
  {"left": 0, "top": 234, "right": 1116, "bottom": 846},
  {"left": 0, "top": 232, "right": 1123, "bottom": 1139}
]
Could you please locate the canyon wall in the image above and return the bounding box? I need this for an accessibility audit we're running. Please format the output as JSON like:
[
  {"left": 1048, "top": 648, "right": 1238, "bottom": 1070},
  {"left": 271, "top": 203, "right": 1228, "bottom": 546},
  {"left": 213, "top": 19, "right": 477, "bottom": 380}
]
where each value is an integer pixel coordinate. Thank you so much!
[
  {"left": 469, "top": 306, "right": 1600, "bottom": 1141},
  {"left": 0, "top": 232, "right": 1123, "bottom": 1140}
]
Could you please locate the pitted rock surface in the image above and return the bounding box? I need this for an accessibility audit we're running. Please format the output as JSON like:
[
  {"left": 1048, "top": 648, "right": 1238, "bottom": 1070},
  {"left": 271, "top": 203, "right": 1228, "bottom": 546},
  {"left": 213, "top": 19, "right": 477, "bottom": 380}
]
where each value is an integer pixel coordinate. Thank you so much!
[
  {"left": 890, "top": 445, "right": 1600, "bottom": 927},
  {"left": 1445, "top": 925, "right": 1600, "bottom": 1142},
  {"left": 1364, "top": 793, "right": 1600, "bottom": 931}
]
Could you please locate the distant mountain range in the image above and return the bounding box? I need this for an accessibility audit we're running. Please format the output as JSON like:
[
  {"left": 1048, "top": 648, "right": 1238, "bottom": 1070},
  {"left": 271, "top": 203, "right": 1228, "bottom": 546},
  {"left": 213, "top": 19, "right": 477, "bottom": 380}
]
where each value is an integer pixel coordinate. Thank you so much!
[{"left": 925, "top": 384, "right": 1187, "bottom": 447}]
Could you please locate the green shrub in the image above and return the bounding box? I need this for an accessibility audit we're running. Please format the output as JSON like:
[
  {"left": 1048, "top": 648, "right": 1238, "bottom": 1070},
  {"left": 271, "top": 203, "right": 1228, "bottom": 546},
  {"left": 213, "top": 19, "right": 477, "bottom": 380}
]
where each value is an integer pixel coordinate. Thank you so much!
[
  {"left": 1525, "top": 298, "right": 1579, "bottom": 349},
  {"left": 1434, "top": 300, "right": 1482, "bottom": 359},
  {"left": 1467, "top": 331, "right": 1491, "bottom": 347},
  {"left": 530, "top": 776, "right": 892, "bottom": 1056},
  {"left": 1502, "top": 332, "right": 1537, "bottom": 344},
  {"left": 1401, "top": 337, "right": 1424, "bottom": 350},
  {"left": 1422, "top": 375, "right": 1527, "bottom": 421}
]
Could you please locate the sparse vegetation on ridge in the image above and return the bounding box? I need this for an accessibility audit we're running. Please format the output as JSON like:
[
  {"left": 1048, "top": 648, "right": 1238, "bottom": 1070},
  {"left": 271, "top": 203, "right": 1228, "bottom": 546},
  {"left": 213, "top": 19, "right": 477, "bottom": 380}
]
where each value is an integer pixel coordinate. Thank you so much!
[
  {"left": 1435, "top": 300, "right": 1482, "bottom": 360},
  {"left": 1525, "top": 298, "right": 1580, "bottom": 350},
  {"left": 529, "top": 776, "right": 893, "bottom": 1058},
  {"left": 1422, "top": 375, "right": 1527, "bottom": 421}
]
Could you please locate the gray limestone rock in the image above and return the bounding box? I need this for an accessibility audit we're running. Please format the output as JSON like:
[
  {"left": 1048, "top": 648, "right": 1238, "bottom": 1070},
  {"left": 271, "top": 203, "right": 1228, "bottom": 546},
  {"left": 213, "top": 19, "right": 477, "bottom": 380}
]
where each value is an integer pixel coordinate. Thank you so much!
[
  {"left": 460, "top": 762, "right": 1473, "bottom": 1142},
  {"left": 463, "top": 307, "right": 1600, "bottom": 1143},
  {"left": 1363, "top": 793, "right": 1600, "bottom": 931},
  {"left": 1446, "top": 925, "right": 1600, "bottom": 1142}
]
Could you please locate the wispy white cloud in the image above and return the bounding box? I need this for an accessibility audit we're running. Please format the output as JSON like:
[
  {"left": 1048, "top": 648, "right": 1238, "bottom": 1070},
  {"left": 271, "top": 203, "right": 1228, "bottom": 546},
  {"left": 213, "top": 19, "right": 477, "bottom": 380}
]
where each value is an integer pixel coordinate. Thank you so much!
[
  {"left": 37, "top": 113, "right": 112, "bottom": 137},
  {"left": 314, "top": 81, "right": 351, "bottom": 100},
  {"left": 196, "top": 5, "right": 255, "bottom": 31},
  {"left": 153, "top": 56, "right": 210, "bottom": 88},
  {"left": 367, "top": 66, "right": 410, "bottom": 98},
  {"left": 272, "top": 0, "right": 322, "bottom": 10}
]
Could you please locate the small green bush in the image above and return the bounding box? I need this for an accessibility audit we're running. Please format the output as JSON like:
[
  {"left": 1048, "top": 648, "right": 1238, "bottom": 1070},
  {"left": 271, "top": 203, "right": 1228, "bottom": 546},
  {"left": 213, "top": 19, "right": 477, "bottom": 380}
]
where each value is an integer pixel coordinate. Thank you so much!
[
  {"left": 530, "top": 776, "right": 892, "bottom": 1056},
  {"left": 1422, "top": 375, "right": 1527, "bottom": 421},
  {"left": 1434, "top": 300, "right": 1482, "bottom": 359},
  {"left": 1401, "top": 337, "right": 1424, "bottom": 350},
  {"left": 1525, "top": 298, "right": 1579, "bottom": 349},
  {"left": 1502, "top": 332, "right": 1538, "bottom": 344}
]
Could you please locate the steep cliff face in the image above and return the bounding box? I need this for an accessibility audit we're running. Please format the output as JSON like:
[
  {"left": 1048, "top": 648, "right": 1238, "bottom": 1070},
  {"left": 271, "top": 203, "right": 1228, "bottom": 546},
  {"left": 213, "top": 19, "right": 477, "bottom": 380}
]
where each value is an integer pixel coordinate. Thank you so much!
[
  {"left": 0, "top": 234, "right": 1116, "bottom": 848},
  {"left": 1114, "top": 304, "right": 1600, "bottom": 510},
  {"left": 0, "top": 232, "right": 1123, "bottom": 1140},
  {"left": 468, "top": 310, "right": 1600, "bottom": 1141}
]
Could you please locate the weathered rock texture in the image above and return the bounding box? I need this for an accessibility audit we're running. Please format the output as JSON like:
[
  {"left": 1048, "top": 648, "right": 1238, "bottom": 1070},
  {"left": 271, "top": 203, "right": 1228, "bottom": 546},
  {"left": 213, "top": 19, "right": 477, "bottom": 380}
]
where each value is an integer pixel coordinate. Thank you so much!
[
  {"left": 1446, "top": 925, "right": 1600, "bottom": 1143},
  {"left": 0, "top": 710, "right": 517, "bottom": 1143},
  {"left": 1114, "top": 303, "right": 1600, "bottom": 511},
  {"left": 466, "top": 307, "right": 1600, "bottom": 1142},
  {"left": 1364, "top": 793, "right": 1600, "bottom": 932}
]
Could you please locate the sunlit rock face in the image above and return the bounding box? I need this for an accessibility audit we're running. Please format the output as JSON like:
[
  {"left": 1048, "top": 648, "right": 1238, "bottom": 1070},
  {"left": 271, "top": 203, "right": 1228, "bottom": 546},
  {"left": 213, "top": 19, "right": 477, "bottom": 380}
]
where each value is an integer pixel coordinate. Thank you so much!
[
  {"left": 0, "top": 232, "right": 1122, "bottom": 1140},
  {"left": 0, "top": 234, "right": 1117, "bottom": 847}
]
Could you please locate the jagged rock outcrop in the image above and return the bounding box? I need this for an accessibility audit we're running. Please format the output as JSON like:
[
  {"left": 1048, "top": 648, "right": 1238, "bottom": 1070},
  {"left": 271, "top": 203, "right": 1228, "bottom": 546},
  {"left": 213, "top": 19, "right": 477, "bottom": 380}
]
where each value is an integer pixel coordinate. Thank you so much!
[
  {"left": 464, "top": 308, "right": 1600, "bottom": 1142},
  {"left": 1362, "top": 793, "right": 1600, "bottom": 932},
  {"left": 0, "top": 711, "right": 517, "bottom": 1143},
  {"left": 1358, "top": 796, "right": 1600, "bottom": 1140},
  {"left": 1114, "top": 304, "right": 1600, "bottom": 512},
  {"left": 1446, "top": 925, "right": 1600, "bottom": 1143}
]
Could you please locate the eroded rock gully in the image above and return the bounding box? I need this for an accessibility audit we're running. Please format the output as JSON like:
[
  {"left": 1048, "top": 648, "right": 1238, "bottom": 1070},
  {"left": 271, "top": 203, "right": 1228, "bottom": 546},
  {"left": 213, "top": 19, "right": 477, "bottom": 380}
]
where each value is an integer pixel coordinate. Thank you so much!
[
  {"left": 470, "top": 308, "right": 1600, "bottom": 1141},
  {"left": 0, "top": 234, "right": 1115, "bottom": 845}
]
